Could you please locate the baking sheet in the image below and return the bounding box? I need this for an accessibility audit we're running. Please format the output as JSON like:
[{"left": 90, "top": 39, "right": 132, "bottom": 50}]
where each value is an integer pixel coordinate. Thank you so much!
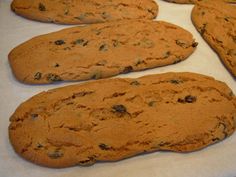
[{"left": 0, "top": 0, "right": 236, "bottom": 176}]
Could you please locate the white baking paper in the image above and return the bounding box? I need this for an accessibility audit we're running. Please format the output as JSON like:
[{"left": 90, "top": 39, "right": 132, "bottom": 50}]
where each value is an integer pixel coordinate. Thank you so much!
[{"left": 0, "top": 0, "right": 235, "bottom": 176}]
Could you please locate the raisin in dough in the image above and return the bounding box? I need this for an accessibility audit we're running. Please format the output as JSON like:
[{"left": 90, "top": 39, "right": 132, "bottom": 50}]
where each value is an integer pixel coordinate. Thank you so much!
[
  {"left": 9, "top": 72, "right": 236, "bottom": 168},
  {"left": 8, "top": 20, "right": 198, "bottom": 84},
  {"left": 192, "top": 0, "right": 236, "bottom": 77},
  {"left": 11, "top": 0, "right": 158, "bottom": 24}
]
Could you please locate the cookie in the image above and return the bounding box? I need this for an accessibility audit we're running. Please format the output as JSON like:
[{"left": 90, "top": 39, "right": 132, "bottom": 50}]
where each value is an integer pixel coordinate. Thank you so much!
[
  {"left": 192, "top": 0, "right": 236, "bottom": 77},
  {"left": 9, "top": 20, "right": 198, "bottom": 84},
  {"left": 162, "top": 0, "right": 236, "bottom": 4},
  {"left": 9, "top": 72, "right": 236, "bottom": 168},
  {"left": 11, "top": 0, "right": 158, "bottom": 24}
]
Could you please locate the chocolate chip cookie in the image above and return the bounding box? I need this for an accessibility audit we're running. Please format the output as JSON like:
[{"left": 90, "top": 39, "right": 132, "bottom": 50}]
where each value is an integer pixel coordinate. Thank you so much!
[
  {"left": 11, "top": 0, "right": 158, "bottom": 24},
  {"left": 9, "top": 20, "right": 198, "bottom": 84},
  {"left": 192, "top": 0, "right": 236, "bottom": 77},
  {"left": 9, "top": 72, "right": 236, "bottom": 168}
]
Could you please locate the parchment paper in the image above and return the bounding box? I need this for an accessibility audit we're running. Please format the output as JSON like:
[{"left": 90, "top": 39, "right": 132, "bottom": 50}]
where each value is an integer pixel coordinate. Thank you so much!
[{"left": 0, "top": 0, "right": 235, "bottom": 176}]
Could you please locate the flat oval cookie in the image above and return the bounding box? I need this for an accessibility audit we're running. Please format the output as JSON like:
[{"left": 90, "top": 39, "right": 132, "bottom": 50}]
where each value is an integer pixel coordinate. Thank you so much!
[
  {"left": 162, "top": 0, "right": 236, "bottom": 4},
  {"left": 11, "top": 0, "right": 158, "bottom": 24},
  {"left": 8, "top": 20, "right": 198, "bottom": 84},
  {"left": 9, "top": 72, "right": 236, "bottom": 168},
  {"left": 191, "top": 0, "right": 236, "bottom": 77}
]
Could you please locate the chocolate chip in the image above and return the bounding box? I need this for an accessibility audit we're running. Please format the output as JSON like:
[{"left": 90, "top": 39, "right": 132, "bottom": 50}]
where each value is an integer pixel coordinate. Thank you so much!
[
  {"left": 54, "top": 40, "right": 65, "bottom": 45},
  {"left": 122, "top": 66, "right": 133, "bottom": 74},
  {"left": 99, "top": 143, "right": 110, "bottom": 150},
  {"left": 112, "top": 105, "right": 127, "bottom": 113},
  {"left": 38, "top": 3, "right": 46, "bottom": 11},
  {"left": 34, "top": 72, "right": 42, "bottom": 80}
]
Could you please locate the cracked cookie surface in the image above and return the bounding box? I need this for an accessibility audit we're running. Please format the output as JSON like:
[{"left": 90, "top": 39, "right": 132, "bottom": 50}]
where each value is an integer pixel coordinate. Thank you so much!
[
  {"left": 162, "top": 0, "right": 236, "bottom": 4},
  {"left": 9, "top": 72, "right": 236, "bottom": 168},
  {"left": 8, "top": 20, "right": 197, "bottom": 84},
  {"left": 11, "top": 0, "right": 158, "bottom": 24},
  {"left": 191, "top": 0, "right": 236, "bottom": 77}
]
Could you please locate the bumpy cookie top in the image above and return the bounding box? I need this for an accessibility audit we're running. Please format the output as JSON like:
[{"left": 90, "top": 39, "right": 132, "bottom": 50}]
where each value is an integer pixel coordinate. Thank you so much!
[
  {"left": 11, "top": 0, "right": 158, "bottom": 24},
  {"left": 9, "top": 72, "right": 236, "bottom": 168},
  {"left": 191, "top": 0, "right": 236, "bottom": 76},
  {"left": 8, "top": 20, "right": 197, "bottom": 84}
]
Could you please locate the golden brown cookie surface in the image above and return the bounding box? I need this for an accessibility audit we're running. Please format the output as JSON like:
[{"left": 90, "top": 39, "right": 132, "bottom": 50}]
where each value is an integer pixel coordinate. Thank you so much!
[
  {"left": 11, "top": 0, "right": 158, "bottom": 24},
  {"left": 9, "top": 20, "right": 198, "bottom": 84},
  {"left": 9, "top": 72, "right": 236, "bottom": 168},
  {"left": 191, "top": 0, "right": 236, "bottom": 77}
]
